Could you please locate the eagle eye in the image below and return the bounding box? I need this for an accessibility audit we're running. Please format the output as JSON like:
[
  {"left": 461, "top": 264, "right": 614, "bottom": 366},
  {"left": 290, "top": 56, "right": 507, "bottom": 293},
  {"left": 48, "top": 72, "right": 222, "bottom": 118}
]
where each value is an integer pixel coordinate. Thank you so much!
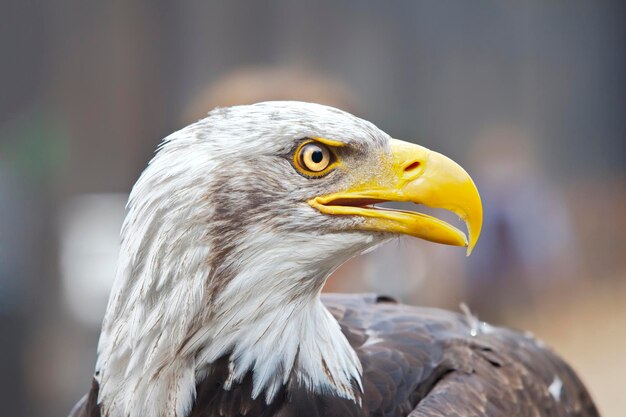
[{"left": 293, "top": 140, "right": 336, "bottom": 177}]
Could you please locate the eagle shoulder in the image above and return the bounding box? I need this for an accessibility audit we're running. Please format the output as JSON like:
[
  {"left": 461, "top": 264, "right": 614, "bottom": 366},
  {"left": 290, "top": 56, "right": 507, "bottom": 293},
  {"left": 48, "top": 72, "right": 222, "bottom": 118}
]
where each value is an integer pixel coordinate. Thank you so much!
[{"left": 323, "top": 293, "right": 599, "bottom": 417}]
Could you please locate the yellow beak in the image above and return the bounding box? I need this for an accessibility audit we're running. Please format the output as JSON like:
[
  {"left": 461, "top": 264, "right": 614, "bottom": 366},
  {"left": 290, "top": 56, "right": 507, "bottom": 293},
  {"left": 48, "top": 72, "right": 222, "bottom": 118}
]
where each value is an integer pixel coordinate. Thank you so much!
[{"left": 308, "top": 139, "right": 483, "bottom": 254}]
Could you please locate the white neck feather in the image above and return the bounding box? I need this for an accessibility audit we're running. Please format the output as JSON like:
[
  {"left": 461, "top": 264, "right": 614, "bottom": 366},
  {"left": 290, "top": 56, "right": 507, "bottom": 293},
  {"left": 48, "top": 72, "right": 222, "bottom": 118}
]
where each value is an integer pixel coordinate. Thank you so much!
[
  {"left": 95, "top": 189, "right": 376, "bottom": 417},
  {"left": 187, "top": 227, "right": 369, "bottom": 403}
]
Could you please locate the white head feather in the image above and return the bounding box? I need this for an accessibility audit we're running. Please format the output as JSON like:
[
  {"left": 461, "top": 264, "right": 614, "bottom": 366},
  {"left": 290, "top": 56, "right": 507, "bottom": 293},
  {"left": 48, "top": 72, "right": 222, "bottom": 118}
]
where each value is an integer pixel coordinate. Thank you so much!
[{"left": 95, "top": 102, "right": 392, "bottom": 417}]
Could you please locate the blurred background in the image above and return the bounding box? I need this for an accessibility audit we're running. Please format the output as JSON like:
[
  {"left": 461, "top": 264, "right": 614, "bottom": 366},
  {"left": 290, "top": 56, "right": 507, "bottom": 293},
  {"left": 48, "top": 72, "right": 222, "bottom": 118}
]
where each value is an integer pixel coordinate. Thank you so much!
[{"left": 1, "top": 1, "right": 625, "bottom": 416}]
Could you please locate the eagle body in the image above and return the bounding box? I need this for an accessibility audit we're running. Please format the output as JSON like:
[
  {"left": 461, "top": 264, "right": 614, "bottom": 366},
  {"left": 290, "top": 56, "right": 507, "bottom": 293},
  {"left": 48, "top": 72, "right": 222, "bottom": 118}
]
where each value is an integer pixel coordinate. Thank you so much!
[
  {"left": 72, "top": 294, "right": 598, "bottom": 417},
  {"left": 69, "top": 102, "right": 598, "bottom": 417}
]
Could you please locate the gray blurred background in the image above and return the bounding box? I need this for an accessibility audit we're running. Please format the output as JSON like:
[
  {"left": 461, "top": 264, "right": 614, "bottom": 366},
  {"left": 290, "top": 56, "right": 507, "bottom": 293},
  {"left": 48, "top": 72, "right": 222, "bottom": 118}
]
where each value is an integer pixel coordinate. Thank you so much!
[{"left": 1, "top": 1, "right": 625, "bottom": 416}]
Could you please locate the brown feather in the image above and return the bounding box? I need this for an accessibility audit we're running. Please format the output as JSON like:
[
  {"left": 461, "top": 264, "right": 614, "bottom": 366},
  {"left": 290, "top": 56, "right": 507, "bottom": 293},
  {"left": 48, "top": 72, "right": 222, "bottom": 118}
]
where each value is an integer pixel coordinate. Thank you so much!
[{"left": 70, "top": 294, "right": 599, "bottom": 417}]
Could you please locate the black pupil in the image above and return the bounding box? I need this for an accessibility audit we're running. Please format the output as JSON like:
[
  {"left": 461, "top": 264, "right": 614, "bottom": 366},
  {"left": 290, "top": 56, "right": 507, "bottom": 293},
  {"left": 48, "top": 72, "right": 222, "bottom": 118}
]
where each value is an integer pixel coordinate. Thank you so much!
[{"left": 311, "top": 149, "right": 324, "bottom": 164}]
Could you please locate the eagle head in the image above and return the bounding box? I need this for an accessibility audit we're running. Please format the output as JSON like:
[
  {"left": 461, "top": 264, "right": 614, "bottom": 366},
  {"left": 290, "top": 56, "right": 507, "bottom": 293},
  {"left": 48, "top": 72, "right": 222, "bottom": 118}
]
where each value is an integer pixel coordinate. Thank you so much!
[{"left": 95, "top": 101, "right": 482, "bottom": 417}]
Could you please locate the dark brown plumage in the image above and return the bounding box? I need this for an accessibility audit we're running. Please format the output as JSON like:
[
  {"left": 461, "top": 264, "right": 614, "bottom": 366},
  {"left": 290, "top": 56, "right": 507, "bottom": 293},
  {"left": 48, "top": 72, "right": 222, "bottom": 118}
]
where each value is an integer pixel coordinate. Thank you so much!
[{"left": 70, "top": 294, "right": 598, "bottom": 417}]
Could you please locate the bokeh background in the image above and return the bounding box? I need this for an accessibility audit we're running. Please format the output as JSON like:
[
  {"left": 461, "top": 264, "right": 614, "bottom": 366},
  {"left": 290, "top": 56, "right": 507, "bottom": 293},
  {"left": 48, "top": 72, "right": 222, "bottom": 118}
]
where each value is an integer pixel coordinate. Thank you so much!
[{"left": 1, "top": 1, "right": 625, "bottom": 416}]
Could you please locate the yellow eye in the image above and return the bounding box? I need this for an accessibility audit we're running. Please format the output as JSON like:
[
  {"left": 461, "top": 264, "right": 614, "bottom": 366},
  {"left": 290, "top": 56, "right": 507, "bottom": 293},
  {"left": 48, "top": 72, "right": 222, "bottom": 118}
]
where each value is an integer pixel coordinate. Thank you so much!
[{"left": 298, "top": 142, "right": 332, "bottom": 173}]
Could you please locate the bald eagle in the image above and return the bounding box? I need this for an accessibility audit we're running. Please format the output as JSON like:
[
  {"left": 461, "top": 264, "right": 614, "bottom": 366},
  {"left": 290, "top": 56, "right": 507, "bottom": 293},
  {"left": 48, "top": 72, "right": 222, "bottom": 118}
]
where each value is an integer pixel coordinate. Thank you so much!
[{"left": 69, "top": 102, "right": 598, "bottom": 417}]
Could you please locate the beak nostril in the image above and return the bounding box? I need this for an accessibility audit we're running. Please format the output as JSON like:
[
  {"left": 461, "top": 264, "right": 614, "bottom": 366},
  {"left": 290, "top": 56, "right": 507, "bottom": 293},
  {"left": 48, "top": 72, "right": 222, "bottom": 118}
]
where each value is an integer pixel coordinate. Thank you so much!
[{"left": 404, "top": 161, "right": 421, "bottom": 173}]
